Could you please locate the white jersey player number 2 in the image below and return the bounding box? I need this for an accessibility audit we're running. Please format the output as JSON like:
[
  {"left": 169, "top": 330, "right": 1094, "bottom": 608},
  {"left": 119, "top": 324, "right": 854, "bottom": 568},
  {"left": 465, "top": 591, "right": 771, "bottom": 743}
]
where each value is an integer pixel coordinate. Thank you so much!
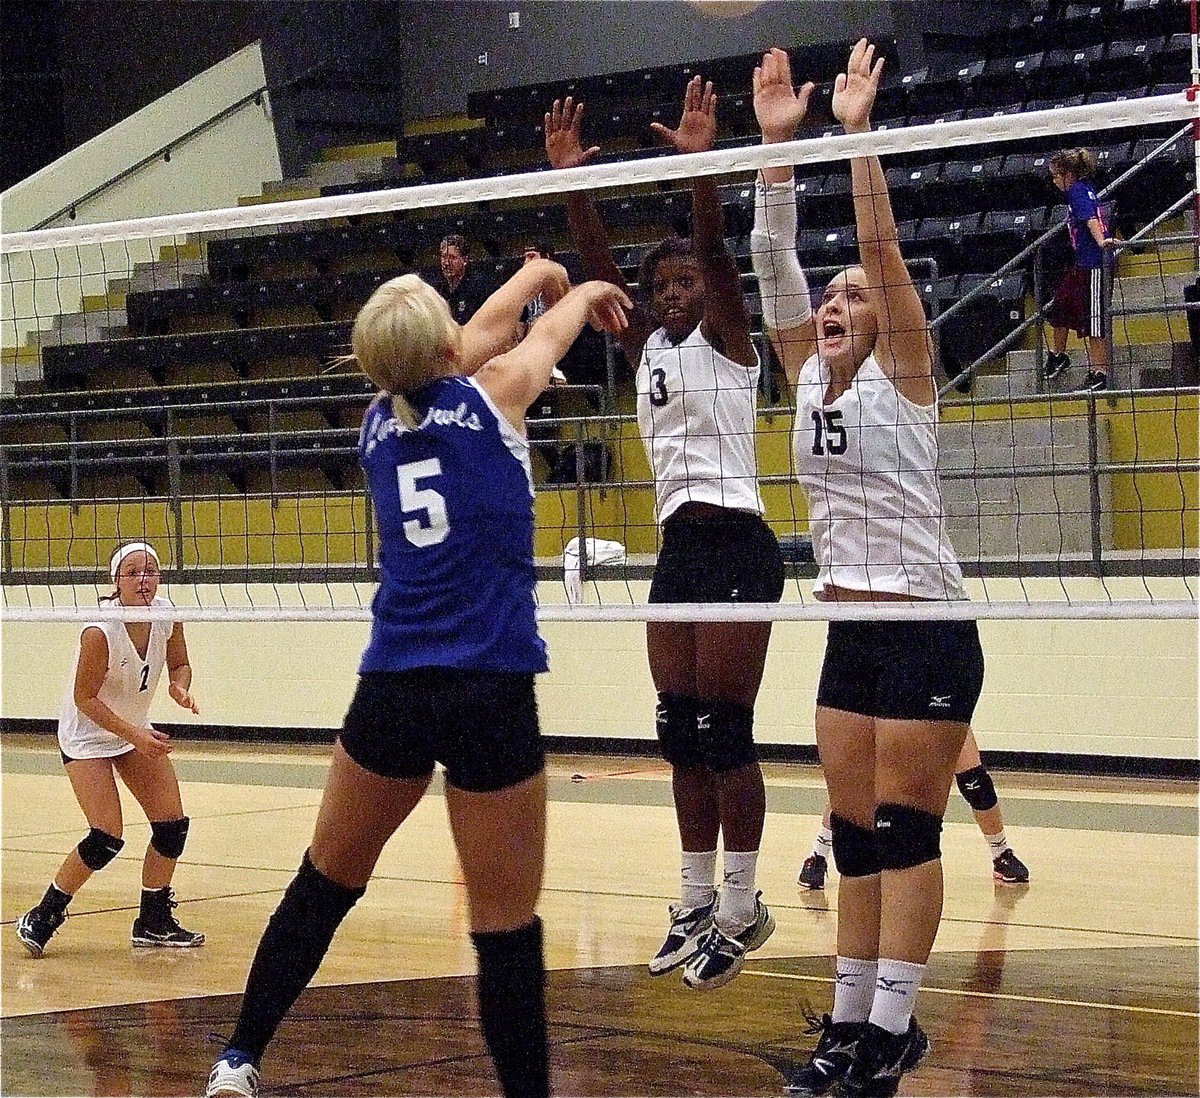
[{"left": 398, "top": 459, "right": 450, "bottom": 547}]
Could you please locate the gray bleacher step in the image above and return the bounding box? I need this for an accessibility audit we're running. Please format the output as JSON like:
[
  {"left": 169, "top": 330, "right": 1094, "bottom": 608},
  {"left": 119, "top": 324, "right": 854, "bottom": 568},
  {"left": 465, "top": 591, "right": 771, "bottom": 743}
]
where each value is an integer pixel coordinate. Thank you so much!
[
  {"left": 1115, "top": 271, "right": 1197, "bottom": 311},
  {"left": 981, "top": 343, "right": 1180, "bottom": 399},
  {"left": 938, "top": 418, "right": 1112, "bottom": 557},
  {"left": 262, "top": 156, "right": 389, "bottom": 195},
  {"left": 129, "top": 259, "right": 209, "bottom": 294}
]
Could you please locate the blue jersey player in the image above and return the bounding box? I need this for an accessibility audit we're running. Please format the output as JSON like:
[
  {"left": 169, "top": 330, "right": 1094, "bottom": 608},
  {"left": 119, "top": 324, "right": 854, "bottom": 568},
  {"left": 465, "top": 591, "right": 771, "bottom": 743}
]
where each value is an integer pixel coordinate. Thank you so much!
[{"left": 207, "top": 266, "right": 630, "bottom": 1098}]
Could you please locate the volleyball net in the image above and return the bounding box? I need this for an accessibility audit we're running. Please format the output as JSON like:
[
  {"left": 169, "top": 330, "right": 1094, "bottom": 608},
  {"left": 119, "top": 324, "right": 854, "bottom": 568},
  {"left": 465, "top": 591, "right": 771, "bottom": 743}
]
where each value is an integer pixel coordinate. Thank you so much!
[{"left": 1, "top": 89, "right": 1197, "bottom": 623}]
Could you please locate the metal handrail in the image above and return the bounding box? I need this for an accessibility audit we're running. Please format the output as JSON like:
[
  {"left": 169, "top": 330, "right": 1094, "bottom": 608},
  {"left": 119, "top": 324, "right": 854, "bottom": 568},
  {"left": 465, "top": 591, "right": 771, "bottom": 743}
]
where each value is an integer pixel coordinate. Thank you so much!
[
  {"left": 930, "top": 123, "right": 1192, "bottom": 335},
  {"left": 26, "top": 55, "right": 353, "bottom": 232}
]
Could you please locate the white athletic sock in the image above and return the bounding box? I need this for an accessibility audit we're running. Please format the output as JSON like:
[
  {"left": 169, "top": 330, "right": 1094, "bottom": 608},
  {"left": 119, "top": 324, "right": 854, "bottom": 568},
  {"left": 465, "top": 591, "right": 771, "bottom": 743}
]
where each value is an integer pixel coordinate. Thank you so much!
[
  {"left": 680, "top": 849, "right": 717, "bottom": 910},
  {"left": 985, "top": 830, "right": 1010, "bottom": 857},
  {"left": 715, "top": 849, "right": 759, "bottom": 932},
  {"left": 813, "top": 826, "right": 833, "bottom": 859},
  {"left": 831, "top": 956, "right": 877, "bottom": 1024},
  {"left": 869, "top": 958, "right": 926, "bottom": 1035}
]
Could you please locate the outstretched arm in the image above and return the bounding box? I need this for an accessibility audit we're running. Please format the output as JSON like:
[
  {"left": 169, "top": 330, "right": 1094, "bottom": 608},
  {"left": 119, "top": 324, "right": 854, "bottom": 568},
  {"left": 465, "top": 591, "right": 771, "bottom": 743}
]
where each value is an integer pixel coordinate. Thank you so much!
[
  {"left": 751, "top": 47, "right": 818, "bottom": 389},
  {"left": 834, "top": 38, "right": 934, "bottom": 405},
  {"left": 477, "top": 282, "right": 632, "bottom": 429},
  {"left": 546, "top": 97, "right": 654, "bottom": 362},
  {"left": 652, "top": 75, "right": 755, "bottom": 368},
  {"left": 459, "top": 258, "right": 571, "bottom": 372}
]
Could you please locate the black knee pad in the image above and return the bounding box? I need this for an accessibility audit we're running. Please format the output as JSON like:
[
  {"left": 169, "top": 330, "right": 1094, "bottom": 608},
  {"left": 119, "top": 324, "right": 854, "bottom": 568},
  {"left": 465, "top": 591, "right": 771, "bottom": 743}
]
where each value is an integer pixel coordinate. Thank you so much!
[
  {"left": 875, "top": 803, "right": 942, "bottom": 871},
  {"left": 150, "top": 816, "right": 190, "bottom": 860},
  {"left": 830, "top": 813, "right": 880, "bottom": 877},
  {"left": 656, "top": 693, "right": 703, "bottom": 768},
  {"left": 77, "top": 827, "right": 124, "bottom": 871},
  {"left": 956, "top": 766, "right": 998, "bottom": 812},
  {"left": 700, "top": 699, "right": 757, "bottom": 773}
]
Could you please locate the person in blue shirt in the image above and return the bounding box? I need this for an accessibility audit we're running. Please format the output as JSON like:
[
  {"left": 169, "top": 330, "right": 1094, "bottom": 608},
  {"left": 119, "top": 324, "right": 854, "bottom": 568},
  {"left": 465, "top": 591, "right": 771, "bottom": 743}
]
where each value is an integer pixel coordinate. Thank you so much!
[
  {"left": 206, "top": 265, "right": 630, "bottom": 1098},
  {"left": 1044, "top": 148, "right": 1118, "bottom": 392}
]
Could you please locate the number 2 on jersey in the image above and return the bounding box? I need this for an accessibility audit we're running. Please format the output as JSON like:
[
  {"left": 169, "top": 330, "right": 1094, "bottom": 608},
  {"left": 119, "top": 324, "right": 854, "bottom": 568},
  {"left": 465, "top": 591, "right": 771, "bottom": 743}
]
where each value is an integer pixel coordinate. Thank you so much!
[
  {"left": 397, "top": 458, "right": 450, "bottom": 547},
  {"left": 138, "top": 664, "right": 150, "bottom": 692},
  {"left": 810, "top": 409, "right": 847, "bottom": 456}
]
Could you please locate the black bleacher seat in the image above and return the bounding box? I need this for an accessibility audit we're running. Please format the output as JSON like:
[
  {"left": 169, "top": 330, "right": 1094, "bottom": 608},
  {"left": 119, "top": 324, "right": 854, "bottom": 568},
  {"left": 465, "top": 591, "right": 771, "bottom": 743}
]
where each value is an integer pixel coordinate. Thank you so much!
[
  {"left": 797, "top": 223, "right": 857, "bottom": 266},
  {"left": 127, "top": 269, "right": 403, "bottom": 335},
  {"left": 404, "top": 129, "right": 485, "bottom": 168},
  {"left": 41, "top": 323, "right": 352, "bottom": 389},
  {"left": 805, "top": 172, "right": 854, "bottom": 226},
  {"left": 907, "top": 109, "right": 966, "bottom": 129},
  {"left": 1119, "top": 0, "right": 1185, "bottom": 38},
  {"left": 1089, "top": 36, "right": 1160, "bottom": 88},
  {"left": 939, "top": 155, "right": 1009, "bottom": 213},
  {"left": 998, "top": 152, "right": 1059, "bottom": 209},
  {"left": 207, "top": 221, "right": 417, "bottom": 281},
  {"left": 939, "top": 271, "right": 1030, "bottom": 375},
  {"left": 1035, "top": 44, "right": 1106, "bottom": 99},
  {"left": 1123, "top": 131, "right": 1193, "bottom": 223},
  {"left": 883, "top": 164, "right": 942, "bottom": 221},
  {"left": 968, "top": 208, "right": 1049, "bottom": 270},
  {"left": 915, "top": 213, "right": 985, "bottom": 275},
  {"left": 908, "top": 61, "right": 985, "bottom": 115},
  {"left": 1057, "top": 3, "right": 1118, "bottom": 49},
  {"left": 1085, "top": 84, "right": 1150, "bottom": 104},
  {"left": 974, "top": 51, "right": 1045, "bottom": 110}
]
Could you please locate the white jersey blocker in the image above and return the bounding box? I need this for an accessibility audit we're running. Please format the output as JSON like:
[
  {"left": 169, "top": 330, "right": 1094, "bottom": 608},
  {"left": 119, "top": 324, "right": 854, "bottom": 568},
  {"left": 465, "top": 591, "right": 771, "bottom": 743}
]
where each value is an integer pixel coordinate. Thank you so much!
[
  {"left": 58, "top": 597, "right": 174, "bottom": 760},
  {"left": 794, "top": 353, "right": 966, "bottom": 601},
  {"left": 636, "top": 324, "right": 765, "bottom": 525}
]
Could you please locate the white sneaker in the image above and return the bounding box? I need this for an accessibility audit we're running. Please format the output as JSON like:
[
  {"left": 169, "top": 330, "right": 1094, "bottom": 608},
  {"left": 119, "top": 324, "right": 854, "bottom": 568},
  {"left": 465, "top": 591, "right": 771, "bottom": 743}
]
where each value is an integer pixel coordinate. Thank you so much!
[{"left": 206, "top": 1055, "right": 259, "bottom": 1098}]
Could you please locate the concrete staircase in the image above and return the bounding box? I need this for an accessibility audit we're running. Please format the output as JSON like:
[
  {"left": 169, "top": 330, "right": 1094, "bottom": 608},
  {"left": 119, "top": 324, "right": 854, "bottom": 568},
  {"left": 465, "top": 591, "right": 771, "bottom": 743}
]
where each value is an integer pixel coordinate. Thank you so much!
[
  {"left": 938, "top": 413, "right": 1112, "bottom": 558},
  {"left": 974, "top": 243, "right": 1198, "bottom": 400}
]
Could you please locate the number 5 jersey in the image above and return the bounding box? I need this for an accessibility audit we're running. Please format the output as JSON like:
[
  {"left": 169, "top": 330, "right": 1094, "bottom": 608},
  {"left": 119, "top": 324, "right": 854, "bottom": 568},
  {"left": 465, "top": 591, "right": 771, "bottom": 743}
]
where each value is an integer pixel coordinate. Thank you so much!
[
  {"left": 636, "top": 324, "right": 765, "bottom": 525},
  {"left": 358, "top": 379, "right": 548, "bottom": 674},
  {"left": 794, "top": 352, "right": 965, "bottom": 601}
]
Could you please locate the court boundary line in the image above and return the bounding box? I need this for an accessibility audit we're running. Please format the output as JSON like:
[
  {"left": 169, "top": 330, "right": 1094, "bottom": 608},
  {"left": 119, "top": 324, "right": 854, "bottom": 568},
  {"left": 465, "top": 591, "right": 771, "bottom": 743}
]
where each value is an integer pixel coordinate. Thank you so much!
[{"left": 741, "top": 969, "right": 1200, "bottom": 1019}]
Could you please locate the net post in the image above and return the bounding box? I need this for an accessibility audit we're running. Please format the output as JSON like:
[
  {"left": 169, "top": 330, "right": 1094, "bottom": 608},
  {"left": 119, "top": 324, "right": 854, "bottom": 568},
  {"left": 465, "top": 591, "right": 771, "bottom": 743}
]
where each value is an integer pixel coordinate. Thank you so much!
[{"left": 1086, "top": 392, "right": 1105, "bottom": 578}]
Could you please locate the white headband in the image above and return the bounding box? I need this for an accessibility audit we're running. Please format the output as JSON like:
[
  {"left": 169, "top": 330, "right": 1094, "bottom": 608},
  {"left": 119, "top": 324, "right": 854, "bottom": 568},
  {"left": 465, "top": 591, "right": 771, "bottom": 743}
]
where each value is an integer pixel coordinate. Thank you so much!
[{"left": 109, "top": 542, "right": 160, "bottom": 582}]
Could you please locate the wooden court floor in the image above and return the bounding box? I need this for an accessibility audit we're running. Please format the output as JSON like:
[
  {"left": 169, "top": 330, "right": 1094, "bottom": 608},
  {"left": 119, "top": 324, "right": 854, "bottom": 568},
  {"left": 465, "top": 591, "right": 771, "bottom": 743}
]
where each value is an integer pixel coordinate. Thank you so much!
[{"left": 2, "top": 735, "right": 1197, "bottom": 1097}]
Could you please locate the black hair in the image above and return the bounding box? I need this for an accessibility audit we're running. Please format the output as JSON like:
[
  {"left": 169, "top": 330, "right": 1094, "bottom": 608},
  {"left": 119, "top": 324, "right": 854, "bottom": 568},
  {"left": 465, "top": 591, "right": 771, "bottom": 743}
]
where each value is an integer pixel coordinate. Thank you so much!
[
  {"left": 440, "top": 233, "right": 470, "bottom": 257},
  {"left": 637, "top": 236, "right": 695, "bottom": 298},
  {"left": 522, "top": 239, "right": 554, "bottom": 259}
]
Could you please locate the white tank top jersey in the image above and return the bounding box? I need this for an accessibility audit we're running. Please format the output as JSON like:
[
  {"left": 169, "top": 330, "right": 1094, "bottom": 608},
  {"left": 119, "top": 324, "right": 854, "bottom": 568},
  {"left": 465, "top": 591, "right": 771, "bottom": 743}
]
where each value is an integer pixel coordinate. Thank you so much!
[
  {"left": 58, "top": 597, "right": 174, "bottom": 760},
  {"left": 794, "top": 353, "right": 966, "bottom": 600},
  {"left": 636, "top": 324, "right": 765, "bottom": 524}
]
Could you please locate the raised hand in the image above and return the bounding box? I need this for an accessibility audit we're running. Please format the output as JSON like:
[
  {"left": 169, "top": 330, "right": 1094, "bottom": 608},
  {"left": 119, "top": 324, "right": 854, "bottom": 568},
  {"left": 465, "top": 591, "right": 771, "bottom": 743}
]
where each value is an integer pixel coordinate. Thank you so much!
[
  {"left": 753, "top": 47, "right": 815, "bottom": 143},
  {"left": 650, "top": 75, "right": 716, "bottom": 154},
  {"left": 832, "top": 38, "right": 884, "bottom": 134},
  {"left": 580, "top": 281, "right": 633, "bottom": 334},
  {"left": 545, "top": 97, "right": 601, "bottom": 169}
]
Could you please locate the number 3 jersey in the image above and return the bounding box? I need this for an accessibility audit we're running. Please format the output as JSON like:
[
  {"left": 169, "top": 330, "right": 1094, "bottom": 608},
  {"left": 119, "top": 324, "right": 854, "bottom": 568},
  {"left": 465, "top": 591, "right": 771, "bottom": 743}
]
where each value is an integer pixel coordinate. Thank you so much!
[
  {"left": 358, "top": 378, "right": 548, "bottom": 674},
  {"left": 636, "top": 324, "right": 765, "bottom": 524},
  {"left": 794, "top": 352, "right": 965, "bottom": 600}
]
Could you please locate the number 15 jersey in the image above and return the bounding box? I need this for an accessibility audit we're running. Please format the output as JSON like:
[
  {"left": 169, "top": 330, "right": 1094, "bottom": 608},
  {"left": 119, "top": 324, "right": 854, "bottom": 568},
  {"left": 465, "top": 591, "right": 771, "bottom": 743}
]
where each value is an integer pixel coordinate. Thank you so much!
[
  {"left": 794, "top": 353, "right": 965, "bottom": 601},
  {"left": 358, "top": 378, "right": 548, "bottom": 674}
]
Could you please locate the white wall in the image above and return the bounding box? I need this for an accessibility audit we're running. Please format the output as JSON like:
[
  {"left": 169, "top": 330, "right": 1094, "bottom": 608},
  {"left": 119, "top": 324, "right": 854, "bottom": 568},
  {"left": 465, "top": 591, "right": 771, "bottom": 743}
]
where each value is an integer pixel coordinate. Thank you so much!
[
  {"left": 1, "top": 42, "right": 282, "bottom": 365},
  {"left": 2, "top": 579, "right": 1196, "bottom": 760}
]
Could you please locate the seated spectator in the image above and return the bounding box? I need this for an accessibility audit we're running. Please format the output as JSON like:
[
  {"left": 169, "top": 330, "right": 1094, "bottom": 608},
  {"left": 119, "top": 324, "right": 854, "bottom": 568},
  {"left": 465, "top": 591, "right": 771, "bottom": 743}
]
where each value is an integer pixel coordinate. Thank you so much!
[{"left": 429, "top": 234, "right": 499, "bottom": 324}]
